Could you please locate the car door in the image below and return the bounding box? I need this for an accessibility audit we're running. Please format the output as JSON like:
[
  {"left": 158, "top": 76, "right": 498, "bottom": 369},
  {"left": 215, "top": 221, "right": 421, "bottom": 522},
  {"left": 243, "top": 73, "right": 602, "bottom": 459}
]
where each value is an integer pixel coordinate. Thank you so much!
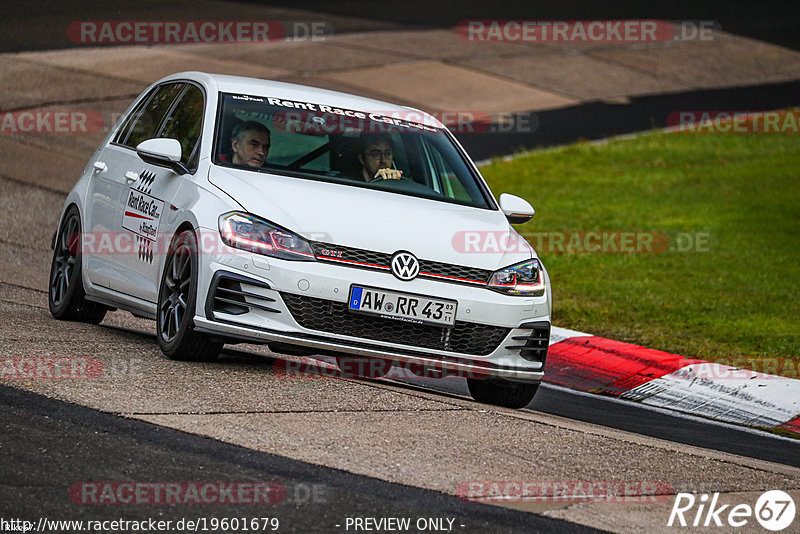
[
  {"left": 91, "top": 82, "right": 185, "bottom": 297},
  {"left": 114, "top": 82, "right": 206, "bottom": 303},
  {"left": 83, "top": 85, "right": 181, "bottom": 289}
]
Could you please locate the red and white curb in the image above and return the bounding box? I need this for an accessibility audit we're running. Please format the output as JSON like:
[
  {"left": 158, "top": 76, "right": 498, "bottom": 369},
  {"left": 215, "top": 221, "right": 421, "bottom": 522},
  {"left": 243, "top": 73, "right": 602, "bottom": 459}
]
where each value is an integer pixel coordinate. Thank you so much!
[{"left": 547, "top": 327, "right": 800, "bottom": 434}]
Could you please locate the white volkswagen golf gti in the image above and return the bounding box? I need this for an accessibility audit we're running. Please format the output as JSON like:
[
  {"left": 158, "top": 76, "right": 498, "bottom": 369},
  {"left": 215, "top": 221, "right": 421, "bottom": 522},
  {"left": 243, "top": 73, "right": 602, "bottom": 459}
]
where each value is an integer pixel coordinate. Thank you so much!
[{"left": 49, "top": 72, "right": 551, "bottom": 408}]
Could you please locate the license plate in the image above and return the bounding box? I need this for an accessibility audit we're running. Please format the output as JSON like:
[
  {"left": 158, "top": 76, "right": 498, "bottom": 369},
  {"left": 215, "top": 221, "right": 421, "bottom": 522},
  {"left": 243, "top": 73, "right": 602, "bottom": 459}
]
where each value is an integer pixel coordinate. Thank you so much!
[{"left": 348, "top": 285, "right": 457, "bottom": 327}]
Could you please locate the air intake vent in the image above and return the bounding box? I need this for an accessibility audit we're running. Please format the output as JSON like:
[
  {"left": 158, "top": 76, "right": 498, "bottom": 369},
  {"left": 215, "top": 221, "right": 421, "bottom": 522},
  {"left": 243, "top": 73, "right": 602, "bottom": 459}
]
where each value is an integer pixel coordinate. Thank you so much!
[
  {"left": 505, "top": 321, "right": 550, "bottom": 364},
  {"left": 206, "top": 272, "right": 280, "bottom": 319}
]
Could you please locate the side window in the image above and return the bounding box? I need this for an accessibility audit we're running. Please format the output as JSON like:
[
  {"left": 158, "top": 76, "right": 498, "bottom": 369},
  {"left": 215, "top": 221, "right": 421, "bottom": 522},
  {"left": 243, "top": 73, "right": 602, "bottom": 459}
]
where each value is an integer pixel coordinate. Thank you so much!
[
  {"left": 159, "top": 85, "right": 205, "bottom": 169},
  {"left": 117, "top": 83, "right": 185, "bottom": 149},
  {"left": 419, "top": 137, "right": 473, "bottom": 201},
  {"left": 113, "top": 91, "right": 154, "bottom": 145}
]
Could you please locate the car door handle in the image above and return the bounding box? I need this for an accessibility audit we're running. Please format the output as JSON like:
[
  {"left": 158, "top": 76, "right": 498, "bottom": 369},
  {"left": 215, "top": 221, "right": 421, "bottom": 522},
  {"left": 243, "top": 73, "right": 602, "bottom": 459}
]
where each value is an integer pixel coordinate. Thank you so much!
[
  {"left": 93, "top": 161, "right": 107, "bottom": 172},
  {"left": 124, "top": 171, "right": 139, "bottom": 183}
]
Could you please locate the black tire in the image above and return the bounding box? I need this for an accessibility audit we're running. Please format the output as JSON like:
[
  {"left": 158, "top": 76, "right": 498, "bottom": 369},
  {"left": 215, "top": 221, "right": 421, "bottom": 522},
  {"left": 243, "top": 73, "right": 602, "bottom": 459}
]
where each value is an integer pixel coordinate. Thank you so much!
[
  {"left": 467, "top": 378, "right": 539, "bottom": 409},
  {"left": 157, "top": 230, "right": 222, "bottom": 361},
  {"left": 48, "top": 206, "right": 108, "bottom": 324},
  {"left": 335, "top": 356, "right": 391, "bottom": 379}
]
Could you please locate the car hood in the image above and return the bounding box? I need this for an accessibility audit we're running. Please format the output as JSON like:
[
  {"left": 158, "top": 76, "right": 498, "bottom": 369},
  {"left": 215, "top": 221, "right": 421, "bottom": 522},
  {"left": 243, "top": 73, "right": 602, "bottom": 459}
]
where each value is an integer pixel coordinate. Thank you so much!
[{"left": 209, "top": 166, "right": 534, "bottom": 271}]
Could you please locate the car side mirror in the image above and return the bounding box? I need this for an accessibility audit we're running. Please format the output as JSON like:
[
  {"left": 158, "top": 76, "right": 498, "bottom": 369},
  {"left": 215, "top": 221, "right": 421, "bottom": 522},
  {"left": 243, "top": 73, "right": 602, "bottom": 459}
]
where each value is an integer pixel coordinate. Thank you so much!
[
  {"left": 499, "top": 193, "right": 535, "bottom": 224},
  {"left": 136, "top": 138, "right": 189, "bottom": 175}
]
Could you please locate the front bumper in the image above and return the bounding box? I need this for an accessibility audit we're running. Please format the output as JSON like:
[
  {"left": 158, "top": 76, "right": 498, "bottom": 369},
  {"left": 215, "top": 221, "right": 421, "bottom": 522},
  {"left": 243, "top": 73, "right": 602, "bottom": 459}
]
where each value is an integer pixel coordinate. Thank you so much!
[
  {"left": 194, "top": 242, "right": 551, "bottom": 383},
  {"left": 193, "top": 316, "right": 546, "bottom": 382}
]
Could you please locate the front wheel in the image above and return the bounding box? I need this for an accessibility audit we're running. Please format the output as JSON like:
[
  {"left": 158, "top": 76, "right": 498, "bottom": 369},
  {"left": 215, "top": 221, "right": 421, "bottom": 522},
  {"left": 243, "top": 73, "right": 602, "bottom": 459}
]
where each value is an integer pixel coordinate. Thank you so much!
[
  {"left": 48, "top": 205, "right": 107, "bottom": 324},
  {"left": 157, "top": 230, "right": 222, "bottom": 361},
  {"left": 467, "top": 378, "right": 539, "bottom": 409}
]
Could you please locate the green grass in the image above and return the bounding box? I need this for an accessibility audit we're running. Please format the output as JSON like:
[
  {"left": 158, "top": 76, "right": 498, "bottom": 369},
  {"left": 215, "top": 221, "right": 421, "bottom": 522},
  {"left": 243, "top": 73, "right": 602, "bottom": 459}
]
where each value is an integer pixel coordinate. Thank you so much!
[{"left": 481, "top": 130, "right": 800, "bottom": 374}]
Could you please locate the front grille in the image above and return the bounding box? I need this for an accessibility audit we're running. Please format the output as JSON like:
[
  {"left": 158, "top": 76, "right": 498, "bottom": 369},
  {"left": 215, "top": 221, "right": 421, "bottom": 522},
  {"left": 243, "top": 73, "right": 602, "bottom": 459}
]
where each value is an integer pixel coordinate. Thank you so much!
[
  {"left": 312, "top": 242, "right": 391, "bottom": 270},
  {"left": 281, "top": 293, "right": 509, "bottom": 356},
  {"left": 311, "top": 241, "right": 491, "bottom": 286},
  {"left": 418, "top": 258, "right": 490, "bottom": 284}
]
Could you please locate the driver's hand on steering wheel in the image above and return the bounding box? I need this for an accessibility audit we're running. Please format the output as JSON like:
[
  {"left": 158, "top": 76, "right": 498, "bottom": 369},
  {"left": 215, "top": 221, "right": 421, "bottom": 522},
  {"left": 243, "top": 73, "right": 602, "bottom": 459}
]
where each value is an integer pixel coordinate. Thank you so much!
[{"left": 373, "top": 168, "right": 403, "bottom": 180}]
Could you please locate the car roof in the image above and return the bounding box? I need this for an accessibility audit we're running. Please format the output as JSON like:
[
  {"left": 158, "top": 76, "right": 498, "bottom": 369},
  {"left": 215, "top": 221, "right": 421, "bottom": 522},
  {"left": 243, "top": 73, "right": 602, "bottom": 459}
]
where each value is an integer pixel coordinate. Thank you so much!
[{"left": 159, "top": 71, "right": 446, "bottom": 129}]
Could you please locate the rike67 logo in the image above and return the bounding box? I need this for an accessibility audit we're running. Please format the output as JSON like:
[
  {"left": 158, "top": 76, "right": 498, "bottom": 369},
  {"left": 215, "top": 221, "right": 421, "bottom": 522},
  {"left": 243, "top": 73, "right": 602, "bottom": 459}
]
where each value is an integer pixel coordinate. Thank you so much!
[{"left": 668, "top": 490, "right": 795, "bottom": 531}]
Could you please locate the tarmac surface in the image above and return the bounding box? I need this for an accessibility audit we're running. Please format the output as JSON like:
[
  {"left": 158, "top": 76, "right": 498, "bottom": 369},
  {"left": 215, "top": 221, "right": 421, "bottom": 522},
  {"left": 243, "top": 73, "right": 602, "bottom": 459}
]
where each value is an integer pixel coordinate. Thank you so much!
[
  {"left": 2, "top": 2, "right": 800, "bottom": 533},
  {"left": 2, "top": 291, "right": 800, "bottom": 533},
  {"left": 1, "top": 385, "right": 600, "bottom": 534}
]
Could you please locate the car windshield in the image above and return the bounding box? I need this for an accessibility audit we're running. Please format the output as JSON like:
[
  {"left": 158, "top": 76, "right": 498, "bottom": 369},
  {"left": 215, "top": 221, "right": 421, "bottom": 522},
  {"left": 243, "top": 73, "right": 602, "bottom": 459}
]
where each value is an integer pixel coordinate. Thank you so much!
[{"left": 213, "top": 92, "right": 493, "bottom": 209}]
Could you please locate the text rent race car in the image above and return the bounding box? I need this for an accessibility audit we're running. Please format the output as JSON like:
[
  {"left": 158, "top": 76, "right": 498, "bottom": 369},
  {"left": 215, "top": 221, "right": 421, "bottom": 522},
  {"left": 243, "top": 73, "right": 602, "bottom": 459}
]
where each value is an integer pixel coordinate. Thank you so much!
[{"left": 48, "top": 72, "right": 551, "bottom": 408}]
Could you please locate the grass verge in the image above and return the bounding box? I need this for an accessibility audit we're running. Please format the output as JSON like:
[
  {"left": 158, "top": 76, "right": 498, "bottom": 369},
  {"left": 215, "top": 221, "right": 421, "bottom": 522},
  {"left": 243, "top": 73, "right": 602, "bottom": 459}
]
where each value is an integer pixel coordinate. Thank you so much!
[{"left": 481, "top": 130, "right": 799, "bottom": 376}]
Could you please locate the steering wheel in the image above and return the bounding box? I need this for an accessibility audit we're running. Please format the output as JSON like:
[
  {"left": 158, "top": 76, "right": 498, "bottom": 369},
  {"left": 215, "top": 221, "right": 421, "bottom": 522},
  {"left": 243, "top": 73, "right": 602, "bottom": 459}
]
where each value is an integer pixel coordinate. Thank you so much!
[
  {"left": 369, "top": 175, "right": 412, "bottom": 183},
  {"left": 368, "top": 175, "right": 443, "bottom": 197}
]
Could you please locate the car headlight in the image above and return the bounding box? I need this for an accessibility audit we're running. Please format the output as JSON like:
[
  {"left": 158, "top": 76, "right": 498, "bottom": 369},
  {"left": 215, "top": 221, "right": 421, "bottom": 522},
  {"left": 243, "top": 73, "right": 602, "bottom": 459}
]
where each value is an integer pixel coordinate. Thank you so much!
[
  {"left": 487, "top": 258, "right": 545, "bottom": 296},
  {"left": 219, "top": 211, "right": 315, "bottom": 261}
]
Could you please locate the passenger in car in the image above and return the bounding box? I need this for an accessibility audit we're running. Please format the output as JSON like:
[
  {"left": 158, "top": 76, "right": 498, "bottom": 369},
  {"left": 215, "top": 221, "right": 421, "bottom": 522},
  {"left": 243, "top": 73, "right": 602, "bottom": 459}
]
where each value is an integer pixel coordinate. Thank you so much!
[
  {"left": 231, "top": 121, "right": 271, "bottom": 167},
  {"left": 357, "top": 133, "right": 403, "bottom": 181}
]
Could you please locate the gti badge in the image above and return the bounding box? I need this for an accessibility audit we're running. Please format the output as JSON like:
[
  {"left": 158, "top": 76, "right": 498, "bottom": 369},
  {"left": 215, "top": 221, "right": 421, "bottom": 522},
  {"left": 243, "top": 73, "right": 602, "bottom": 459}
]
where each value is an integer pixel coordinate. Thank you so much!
[
  {"left": 319, "top": 248, "right": 343, "bottom": 258},
  {"left": 391, "top": 251, "right": 419, "bottom": 281}
]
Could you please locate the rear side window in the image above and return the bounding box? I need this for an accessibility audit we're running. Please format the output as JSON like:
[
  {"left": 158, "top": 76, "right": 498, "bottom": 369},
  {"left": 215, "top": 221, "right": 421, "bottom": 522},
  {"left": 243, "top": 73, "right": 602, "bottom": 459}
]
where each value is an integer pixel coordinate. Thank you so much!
[{"left": 115, "top": 83, "right": 185, "bottom": 148}]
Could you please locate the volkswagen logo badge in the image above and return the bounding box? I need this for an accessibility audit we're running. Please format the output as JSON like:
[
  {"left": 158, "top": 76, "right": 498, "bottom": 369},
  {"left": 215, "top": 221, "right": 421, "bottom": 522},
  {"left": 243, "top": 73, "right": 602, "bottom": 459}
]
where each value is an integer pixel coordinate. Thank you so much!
[{"left": 390, "top": 251, "right": 420, "bottom": 281}]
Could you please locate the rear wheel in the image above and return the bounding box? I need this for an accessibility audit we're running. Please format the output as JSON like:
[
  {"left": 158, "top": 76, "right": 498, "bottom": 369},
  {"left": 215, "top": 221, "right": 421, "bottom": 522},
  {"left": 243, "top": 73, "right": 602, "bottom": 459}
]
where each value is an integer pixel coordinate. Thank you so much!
[
  {"left": 467, "top": 378, "right": 538, "bottom": 409},
  {"left": 157, "top": 230, "right": 222, "bottom": 361},
  {"left": 48, "top": 206, "right": 107, "bottom": 324}
]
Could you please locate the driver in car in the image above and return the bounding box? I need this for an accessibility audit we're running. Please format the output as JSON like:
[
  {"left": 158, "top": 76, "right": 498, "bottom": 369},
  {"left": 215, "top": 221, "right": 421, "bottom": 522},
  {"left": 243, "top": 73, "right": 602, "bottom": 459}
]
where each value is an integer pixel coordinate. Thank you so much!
[
  {"left": 231, "top": 121, "right": 271, "bottom": 167},
  {"left": 358, "top": 133, "right": 403, "bottom": 181}
]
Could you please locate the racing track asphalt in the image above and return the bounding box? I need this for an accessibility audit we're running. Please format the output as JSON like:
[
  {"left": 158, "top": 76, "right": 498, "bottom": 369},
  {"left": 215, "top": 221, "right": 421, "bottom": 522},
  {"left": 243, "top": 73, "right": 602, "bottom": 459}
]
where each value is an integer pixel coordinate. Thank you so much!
[
  {"left": 2, "top": 1, "right": 799, "bottom": 161},
  {"left": 385, "top": 377, "right": 800, "bottom": 469},
  {"left": 0, "top": 385, "right": 603, "bottom": 534},
  {"left": 456, "top": 79, "right": 800, "bottom": 161},
  {"left": 3, "top": 0, "right": 798, "bottom": 52},
  {"left": 258, "top": 1, "right": 800, "bottom": 161},
  {"left": 2, "top": 279, "right": 800, "bottom": 532},
  {"left": 254, "top": 0, "right": 800, "bottom": 52}
]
